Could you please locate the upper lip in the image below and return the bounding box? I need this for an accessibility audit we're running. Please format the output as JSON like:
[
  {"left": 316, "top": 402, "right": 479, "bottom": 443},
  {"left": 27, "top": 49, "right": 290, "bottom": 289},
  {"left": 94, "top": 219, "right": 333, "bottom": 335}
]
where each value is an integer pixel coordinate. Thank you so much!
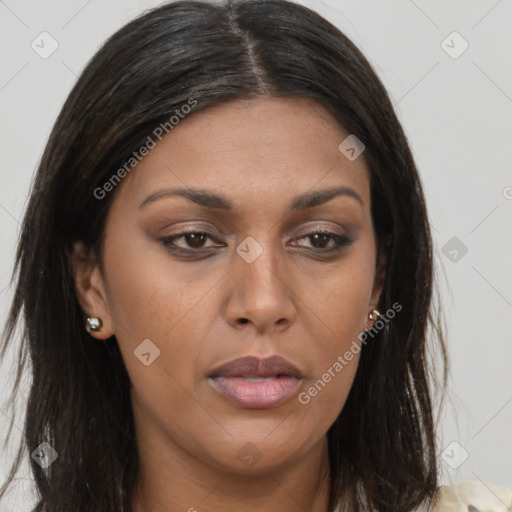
[{"left": 208, "top": 355, "right": 303, "bottom": 379}]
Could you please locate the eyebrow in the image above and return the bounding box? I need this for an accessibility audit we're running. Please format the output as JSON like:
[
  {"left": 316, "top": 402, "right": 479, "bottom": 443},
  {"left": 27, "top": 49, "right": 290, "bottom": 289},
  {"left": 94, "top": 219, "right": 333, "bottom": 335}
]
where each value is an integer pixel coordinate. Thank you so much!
[{"left": 139, "top": 186, "right": 364, "bottom": 211}]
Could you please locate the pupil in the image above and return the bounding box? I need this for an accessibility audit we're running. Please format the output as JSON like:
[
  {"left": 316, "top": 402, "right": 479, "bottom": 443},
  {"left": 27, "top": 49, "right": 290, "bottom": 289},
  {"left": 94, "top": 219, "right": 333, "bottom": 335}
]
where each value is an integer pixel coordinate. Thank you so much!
[
  {"left": 187, "top": 233, "right": 205, "bottom": 248},
  {"left": 312, "top": 233, "right": 330, "bottom": 248}
]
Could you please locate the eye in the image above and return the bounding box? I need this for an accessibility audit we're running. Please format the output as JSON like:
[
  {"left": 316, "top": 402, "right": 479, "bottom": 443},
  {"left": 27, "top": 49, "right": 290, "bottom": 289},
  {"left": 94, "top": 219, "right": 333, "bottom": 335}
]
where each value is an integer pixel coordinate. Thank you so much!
[
  {"left": 291, "top": 229, "right": 353, "bottom": 251},
  {"left": 160, "top": 227, "right": 353, "bottom": 255},
  {"left": 161, "top": 228, "right": 221, "bottom": 251}
]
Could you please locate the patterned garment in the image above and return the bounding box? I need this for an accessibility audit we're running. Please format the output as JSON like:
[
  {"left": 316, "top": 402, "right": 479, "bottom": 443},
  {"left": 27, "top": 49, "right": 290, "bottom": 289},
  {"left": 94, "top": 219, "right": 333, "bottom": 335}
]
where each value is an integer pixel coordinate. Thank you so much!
[
  {"left": 431, "top": 480, "right": 512, "bottom": 511},
  {"left": 330, "top": 480, "right": 512, "bottom": 511}
]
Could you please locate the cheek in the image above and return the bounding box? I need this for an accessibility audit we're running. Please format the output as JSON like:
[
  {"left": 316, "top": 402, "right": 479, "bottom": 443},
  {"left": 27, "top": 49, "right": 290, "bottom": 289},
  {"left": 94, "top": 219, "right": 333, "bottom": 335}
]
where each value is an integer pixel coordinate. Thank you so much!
[
  {"left": 100, "top": 234, "right": 221, "bottom": 400},
  {"left": 304, "top": 249, "right": 376, "bottom": 348},
  {"left": 294, "top": 249, "right": 374, "bottom": 416},
  {"left": 298, "top": 351, "right": 360, "bottom": 415},
  {"left": 101, "top": 232, "right": 199, "bottom": 341},
  {"left": 295, "top": 274, "right": 368, "bottom": 421}
]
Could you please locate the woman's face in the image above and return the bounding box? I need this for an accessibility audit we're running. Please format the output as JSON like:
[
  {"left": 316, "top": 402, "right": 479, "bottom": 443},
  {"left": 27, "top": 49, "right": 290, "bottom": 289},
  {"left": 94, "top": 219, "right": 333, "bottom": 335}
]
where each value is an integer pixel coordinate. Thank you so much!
[{"left": 73, "top": 97, "right": 384, "bottom": 476}]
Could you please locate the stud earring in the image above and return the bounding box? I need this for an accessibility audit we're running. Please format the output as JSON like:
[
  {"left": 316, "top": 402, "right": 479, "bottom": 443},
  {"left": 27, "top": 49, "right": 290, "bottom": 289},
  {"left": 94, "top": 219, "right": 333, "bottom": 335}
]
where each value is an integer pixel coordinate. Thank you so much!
[
  {"left": 368, "top": 309, "right": 381, "bottom": 321},
  {"left": 85, "top": 317, "right": 103, "bottom": 333}
]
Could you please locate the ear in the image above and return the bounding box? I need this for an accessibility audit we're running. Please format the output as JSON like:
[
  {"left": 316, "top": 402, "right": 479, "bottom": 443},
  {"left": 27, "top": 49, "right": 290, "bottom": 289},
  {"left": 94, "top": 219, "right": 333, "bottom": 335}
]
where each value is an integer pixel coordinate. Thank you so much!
[
  {"left": 365, "top": 235, "right": 389, "bottom": 330},
  {"left": 69, "top": 241, "right": 115, "bottom": 340}
]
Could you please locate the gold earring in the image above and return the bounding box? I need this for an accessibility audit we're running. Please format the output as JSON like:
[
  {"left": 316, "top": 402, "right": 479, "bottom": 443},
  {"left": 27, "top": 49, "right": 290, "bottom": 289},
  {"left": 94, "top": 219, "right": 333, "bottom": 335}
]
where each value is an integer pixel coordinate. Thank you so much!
[
  {"left": 85, "top": 317, "right": 103, "bottom": 333},
  {"left": 368, "top": 309, "right": 381, "bottom": 321}
]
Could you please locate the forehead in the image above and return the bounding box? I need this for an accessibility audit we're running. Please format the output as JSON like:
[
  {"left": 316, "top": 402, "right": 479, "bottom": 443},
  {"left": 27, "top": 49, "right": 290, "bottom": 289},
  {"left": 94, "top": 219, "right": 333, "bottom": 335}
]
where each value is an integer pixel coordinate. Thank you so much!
[{"left": 113, "top": 97, "right": 371, "bottom": 214}]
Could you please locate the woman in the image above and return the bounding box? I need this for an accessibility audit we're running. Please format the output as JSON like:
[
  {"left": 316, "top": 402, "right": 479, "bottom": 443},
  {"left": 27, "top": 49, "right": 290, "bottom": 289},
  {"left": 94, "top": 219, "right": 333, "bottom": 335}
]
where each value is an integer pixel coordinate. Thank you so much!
[{"left": 0, "top": 0, "right": 510, "bottom": 511}]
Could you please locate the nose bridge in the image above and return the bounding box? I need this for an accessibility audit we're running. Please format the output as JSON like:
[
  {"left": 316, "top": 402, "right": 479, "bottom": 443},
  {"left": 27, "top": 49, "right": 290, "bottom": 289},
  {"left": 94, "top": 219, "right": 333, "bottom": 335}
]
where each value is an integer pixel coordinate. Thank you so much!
[
  {"left": 235, "top": 233, "right": 284, "bottom": 293},
  {"left": 227, "top": 232, "right": 296, "bottom": 328}
]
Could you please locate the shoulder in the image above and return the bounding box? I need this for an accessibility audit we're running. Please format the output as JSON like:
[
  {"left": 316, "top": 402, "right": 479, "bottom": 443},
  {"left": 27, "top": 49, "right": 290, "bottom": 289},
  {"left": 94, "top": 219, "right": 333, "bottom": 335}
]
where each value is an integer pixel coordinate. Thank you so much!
[{"left": 430, "top": 480, "right": 512, "bottom": 511}]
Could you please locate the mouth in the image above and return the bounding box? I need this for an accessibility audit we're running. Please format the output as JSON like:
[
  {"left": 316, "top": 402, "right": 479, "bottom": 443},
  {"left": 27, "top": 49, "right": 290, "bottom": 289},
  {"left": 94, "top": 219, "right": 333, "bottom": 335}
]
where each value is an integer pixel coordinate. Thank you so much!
[{"left": 208, "top": 355, "right": 304, "bottom": 409}]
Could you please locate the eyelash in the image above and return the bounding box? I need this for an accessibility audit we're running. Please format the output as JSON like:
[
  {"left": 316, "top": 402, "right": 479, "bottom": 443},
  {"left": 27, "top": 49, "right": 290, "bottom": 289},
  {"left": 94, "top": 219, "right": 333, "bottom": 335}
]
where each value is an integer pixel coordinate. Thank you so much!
[{"left": 160, "top": 227, "right": 353, "bottom": 255}]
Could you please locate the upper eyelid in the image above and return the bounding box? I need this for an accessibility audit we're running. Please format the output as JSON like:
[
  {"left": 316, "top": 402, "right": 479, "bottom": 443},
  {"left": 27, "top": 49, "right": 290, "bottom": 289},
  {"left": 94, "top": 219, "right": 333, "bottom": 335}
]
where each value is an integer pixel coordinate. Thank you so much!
[
  {"left": 170, "top": 226, "right": 345, "bottom": 238},
  {"left": 165, "top": 220, "right": 349, "bottom": 236}
]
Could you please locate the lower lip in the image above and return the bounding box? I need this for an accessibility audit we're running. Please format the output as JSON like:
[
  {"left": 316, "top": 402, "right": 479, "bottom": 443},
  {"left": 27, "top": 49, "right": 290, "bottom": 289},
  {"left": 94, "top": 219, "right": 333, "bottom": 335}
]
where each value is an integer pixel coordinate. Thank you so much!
[{"left": 209, "top": 376, "right": 303, "bottom": 409}]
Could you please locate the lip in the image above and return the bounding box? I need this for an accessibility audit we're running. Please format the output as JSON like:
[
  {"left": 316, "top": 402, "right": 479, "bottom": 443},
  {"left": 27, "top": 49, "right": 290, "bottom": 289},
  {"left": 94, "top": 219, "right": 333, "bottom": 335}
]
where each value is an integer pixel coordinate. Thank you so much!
[
  {"left": 208, "top": 355, "right": 304, "bottom": 409},
  {"left": 208, "top": 355, "right": 303, "bottom": 379}
]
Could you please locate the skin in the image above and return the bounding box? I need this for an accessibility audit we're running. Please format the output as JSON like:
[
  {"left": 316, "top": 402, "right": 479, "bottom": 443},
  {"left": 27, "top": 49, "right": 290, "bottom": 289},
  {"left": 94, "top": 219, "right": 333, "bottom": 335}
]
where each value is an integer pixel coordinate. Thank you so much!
[{"left": 72, "top": 97, "right": 386, "bottom": 512}]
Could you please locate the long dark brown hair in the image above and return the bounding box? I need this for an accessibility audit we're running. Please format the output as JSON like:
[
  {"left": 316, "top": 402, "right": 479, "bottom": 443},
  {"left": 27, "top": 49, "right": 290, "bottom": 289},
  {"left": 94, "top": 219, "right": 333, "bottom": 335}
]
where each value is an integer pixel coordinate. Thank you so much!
[{"left": 0, "top": 1, "right": 447, "bottom": 510}]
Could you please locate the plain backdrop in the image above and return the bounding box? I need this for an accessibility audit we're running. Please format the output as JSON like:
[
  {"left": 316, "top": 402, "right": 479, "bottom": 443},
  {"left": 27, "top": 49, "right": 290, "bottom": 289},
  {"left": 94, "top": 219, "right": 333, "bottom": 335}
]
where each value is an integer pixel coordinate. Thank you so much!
[{"left": 0, "top": 0, "right": 511, "bottom": 509}]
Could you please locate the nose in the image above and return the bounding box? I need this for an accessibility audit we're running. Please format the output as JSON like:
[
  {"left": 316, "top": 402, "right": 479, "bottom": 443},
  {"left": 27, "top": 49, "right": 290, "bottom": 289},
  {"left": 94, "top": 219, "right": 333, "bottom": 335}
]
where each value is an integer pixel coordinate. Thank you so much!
[{"left": 224, "top": 236, "right": 297, "bottom": 334}]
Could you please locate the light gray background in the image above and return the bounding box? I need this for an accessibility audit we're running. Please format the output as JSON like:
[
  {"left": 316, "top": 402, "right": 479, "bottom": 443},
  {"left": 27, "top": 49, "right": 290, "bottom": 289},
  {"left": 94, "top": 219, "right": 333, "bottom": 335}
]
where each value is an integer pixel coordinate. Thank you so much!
[{"left": 1, "top": 0, "right": 511, "bottom": 509}]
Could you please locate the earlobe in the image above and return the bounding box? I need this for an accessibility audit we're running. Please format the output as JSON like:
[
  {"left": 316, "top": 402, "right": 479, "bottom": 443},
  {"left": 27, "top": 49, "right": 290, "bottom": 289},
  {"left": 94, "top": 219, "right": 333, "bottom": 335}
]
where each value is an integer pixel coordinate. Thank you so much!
[
  {"left": 69, "top": 241, "right": 115, "bottom": 340},
  {"left": 364, "top": 309, "right": 382, "bottom": 332}
]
